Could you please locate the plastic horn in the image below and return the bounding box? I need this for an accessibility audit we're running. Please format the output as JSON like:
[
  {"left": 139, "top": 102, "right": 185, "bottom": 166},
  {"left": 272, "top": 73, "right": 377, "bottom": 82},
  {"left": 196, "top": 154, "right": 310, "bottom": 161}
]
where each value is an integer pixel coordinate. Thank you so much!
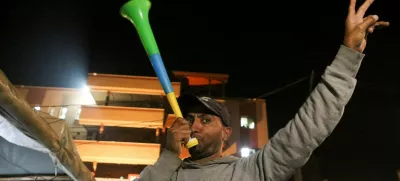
[{"left": 120, "top": 0, "right": 198, "bottom": 149}]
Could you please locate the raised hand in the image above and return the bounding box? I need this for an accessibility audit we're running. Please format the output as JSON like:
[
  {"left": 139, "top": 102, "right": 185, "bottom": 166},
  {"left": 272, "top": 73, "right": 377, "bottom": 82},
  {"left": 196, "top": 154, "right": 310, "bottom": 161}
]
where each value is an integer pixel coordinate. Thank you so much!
[{"left": 344, "top": 0, "right": 389, "bottom": 52}]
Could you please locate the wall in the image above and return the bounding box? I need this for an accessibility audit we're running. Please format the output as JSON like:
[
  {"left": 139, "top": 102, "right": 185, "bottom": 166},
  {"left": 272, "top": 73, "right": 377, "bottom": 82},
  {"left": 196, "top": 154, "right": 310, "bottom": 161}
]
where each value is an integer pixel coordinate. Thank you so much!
[
  {"left": 223, "top": 100, "right": 241, "bottom": 153},
  {"left": 15, "top": 86, "right": 97, "bottom": 139},
  {"left": 239, "top": 101, "right": 258, "bottom": 149},
  {"left": 255, "top": 100, "right": 269, "bottom": 149},
  {"left": 16, "top": 86, "right": 92, "bottom": 125},
  {"left": 221, "top": 99, "right": 269, "bottom": 155}
]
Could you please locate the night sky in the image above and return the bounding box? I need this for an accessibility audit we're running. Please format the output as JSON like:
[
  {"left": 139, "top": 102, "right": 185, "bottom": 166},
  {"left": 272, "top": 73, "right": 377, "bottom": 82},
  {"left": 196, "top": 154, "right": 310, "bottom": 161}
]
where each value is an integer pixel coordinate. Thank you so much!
[{"left": 1, "top": 0, "right": 399, "bottom": 180}]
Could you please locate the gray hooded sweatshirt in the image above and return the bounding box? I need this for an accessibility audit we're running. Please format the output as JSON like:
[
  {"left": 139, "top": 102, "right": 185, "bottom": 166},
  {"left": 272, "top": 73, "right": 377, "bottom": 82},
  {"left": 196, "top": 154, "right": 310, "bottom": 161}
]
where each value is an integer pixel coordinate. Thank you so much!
[{"left": 136, "top": 45, "right": 365, "bottom": 181}]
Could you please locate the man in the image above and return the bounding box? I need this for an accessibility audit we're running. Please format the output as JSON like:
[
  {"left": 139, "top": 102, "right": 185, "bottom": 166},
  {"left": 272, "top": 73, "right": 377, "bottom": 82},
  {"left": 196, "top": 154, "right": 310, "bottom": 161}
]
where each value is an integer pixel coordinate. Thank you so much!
[{"left": 137, "top": 0, "right": 389, "bottom": 180}]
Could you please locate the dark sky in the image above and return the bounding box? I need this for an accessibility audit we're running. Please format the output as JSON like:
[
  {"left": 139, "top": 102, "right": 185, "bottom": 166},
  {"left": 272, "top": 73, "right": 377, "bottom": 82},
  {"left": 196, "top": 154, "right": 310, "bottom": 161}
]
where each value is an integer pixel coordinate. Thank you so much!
[{"left": 1, "top": 0, "right": 399, "bottom": 180}]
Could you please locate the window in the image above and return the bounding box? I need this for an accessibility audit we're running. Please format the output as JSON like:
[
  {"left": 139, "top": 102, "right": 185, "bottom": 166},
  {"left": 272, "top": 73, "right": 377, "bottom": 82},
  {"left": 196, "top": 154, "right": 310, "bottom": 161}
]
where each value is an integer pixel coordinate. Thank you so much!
[
  {"left": 75, "top": 107, "right": 82, "bottom": 120},
  {"left": 240, "top": 116, "right": 255, "bottom": 129},
  {"left": 49, "top": 107, "right": 55, "bottom": 116},
  {"left": 241, "top": 147, "right": 256, "bottom": 158},
  {"left": 33, "top": 106, "right": 40, "bottom": 111},
  {"left": 249, "top": 122, "right": 255, "bottom": 129},
  {"left": 59, "top": 107, "right": 68, "bottom": 119}
]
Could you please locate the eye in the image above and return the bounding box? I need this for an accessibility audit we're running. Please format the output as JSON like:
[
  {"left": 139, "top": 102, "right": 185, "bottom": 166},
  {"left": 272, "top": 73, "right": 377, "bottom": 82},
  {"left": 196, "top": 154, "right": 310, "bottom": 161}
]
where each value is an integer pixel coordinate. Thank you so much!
[
  {"left": 201, "top": 118, "right": 211, "bottom": 124},
  {"left": 186, "top": 115, "right": 195, "bottom": 123}
]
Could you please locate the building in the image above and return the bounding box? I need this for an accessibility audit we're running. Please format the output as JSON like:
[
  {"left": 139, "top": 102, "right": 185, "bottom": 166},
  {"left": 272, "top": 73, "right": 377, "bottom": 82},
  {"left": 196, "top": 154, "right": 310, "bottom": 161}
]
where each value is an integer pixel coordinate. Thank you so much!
[{"left": 15, "top": 71, "right": 269, "bottom": 180}]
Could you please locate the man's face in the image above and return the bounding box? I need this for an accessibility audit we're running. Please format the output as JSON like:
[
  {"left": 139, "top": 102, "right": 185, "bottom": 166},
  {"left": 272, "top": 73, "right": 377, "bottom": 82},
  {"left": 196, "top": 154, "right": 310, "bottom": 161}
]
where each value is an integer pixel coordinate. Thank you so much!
[{"left": 185, "top": 109, "right": 231, "bottom": 160}]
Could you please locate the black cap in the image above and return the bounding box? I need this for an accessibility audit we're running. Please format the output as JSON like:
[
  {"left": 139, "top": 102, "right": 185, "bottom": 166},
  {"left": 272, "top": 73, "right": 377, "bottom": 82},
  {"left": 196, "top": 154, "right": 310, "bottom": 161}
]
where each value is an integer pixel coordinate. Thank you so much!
[{"left": 178, "top": 94, "right": 231, "bottom": 127}]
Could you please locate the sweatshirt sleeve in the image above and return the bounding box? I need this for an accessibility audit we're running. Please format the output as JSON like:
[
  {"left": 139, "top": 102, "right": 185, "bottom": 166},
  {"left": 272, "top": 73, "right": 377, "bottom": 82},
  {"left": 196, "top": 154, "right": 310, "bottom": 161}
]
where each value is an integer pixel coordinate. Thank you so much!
[
  {"left": 236, "top": 45, "right": 365, "bottom": 181},
  {"left": 136, "top": 149, "right": 182, "bottom": 181}
]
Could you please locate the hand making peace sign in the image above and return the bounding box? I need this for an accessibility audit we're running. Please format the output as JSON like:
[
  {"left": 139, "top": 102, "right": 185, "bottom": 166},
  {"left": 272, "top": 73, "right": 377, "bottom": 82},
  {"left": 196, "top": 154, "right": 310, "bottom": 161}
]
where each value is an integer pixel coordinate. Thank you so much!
[{"left": 344, "top": 0, "right": 390, "bottom": 53}]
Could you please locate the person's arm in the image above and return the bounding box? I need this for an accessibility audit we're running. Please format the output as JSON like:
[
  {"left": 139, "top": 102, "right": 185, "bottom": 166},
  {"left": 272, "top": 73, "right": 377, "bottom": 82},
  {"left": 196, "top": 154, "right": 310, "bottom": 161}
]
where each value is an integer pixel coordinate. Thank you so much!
[
  {"left": 234, "top": 0, "right": 389, "bottom": 180},
  {"left": 135, "top": 149, "right": 182, "bottom": 181},
  {"left": 236, "top": 45, "right": 364, "bottom": 181}
]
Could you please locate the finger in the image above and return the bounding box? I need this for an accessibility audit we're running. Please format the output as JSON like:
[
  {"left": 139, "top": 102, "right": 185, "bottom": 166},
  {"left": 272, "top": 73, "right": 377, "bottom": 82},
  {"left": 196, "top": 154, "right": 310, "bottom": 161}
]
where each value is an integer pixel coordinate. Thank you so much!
[
  {"left": 349, "top": 0, "right": 356, "bottom": 15},
  {"left": 181, "top": 132, "right": 191, "bottom": 144},
  {"left": 367, "top": 21, "right": 390, "bottom": 32},
  {"left": 356, "top": 0, "right": 374, "bottom": 17},
  {"left": 179, "top": 119, "right": 189, "bottom": 124},
  {"left": 359, "top": 15, "right": 379, "bottom": 31},
  {"left": 180, "top": 130, "right": 191, "bottom": 135},
  {"left": 172, "top": 117, "right": 183, "bottom": 125},
  {"left": 180, "top": 123, "right": 190, "bottom": 131},
  {"left": 368, "top": 26, "right": 374, "bottom": 33},
  {"left": 174, "top": 117, "right": 189, "bottom": 126},
  {"left": 374, "top": 21, "right": 390, "bottom": 29}
]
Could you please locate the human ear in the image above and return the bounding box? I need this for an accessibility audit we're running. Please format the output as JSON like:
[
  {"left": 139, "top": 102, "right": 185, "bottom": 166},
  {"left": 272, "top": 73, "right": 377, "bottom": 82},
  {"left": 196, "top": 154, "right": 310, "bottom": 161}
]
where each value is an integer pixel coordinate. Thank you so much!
[{"left": 222, "top": 127, "right": 232, "bottom": 141}]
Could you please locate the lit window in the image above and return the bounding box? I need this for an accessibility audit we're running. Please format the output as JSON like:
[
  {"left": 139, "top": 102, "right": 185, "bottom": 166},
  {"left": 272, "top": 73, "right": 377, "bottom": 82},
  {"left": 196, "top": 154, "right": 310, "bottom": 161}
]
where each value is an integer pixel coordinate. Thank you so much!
[
  {"left": 241, "top": 147, "right": 256, "bottom": 158},
  {"left": 34, "top": 106, "right": 40, "bottom": 111},
  {"left": 128, "top": 174, "right": 140, "bottom": 181},
  {"left": 240, "top": 117, "right": 248, "bottom": 127},
  {"left": 75, "top": 107, "right": 81, "bottom": 120},
  {"left": 49, "top": 107, "right": 55, "bottom": 116},
  {"left": 249, "top": 122, "right": 255, "bottom": 129},
  {"left": 240, "top": 116, "right": 255, "bottom": 129},
  {"left": 59, "top": 107, "right": 68, "bottom": 119}
]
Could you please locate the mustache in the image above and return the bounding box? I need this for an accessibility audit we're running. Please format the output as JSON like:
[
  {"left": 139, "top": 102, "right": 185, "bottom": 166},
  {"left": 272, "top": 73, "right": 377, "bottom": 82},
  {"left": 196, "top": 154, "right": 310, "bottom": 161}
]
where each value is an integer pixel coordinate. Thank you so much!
[{"left": 191, "top": 132, "right": 203, "bottom": 140}]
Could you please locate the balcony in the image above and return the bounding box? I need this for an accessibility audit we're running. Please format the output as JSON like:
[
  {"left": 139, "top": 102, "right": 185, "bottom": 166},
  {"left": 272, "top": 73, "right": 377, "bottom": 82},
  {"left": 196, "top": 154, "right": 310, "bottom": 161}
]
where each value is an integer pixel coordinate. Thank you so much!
[
  {"left": 164, "top": 114, "right": 176, "bottom": 130},
  {"left": 74, "top": 140, "right": 160, "bottom": 165},
  {"left": 87, "top": 73, "right": 181, "bottom": 96},
  {"left": 79, "top": 105, "right": 164, "bottom": 129}
]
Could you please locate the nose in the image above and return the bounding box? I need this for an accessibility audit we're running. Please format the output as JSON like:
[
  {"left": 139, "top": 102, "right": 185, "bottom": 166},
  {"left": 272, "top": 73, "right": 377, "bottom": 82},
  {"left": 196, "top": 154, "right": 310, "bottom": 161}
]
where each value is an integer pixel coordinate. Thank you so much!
[{"left": 190, "top": 118, "right": 203, "bottom": 132}]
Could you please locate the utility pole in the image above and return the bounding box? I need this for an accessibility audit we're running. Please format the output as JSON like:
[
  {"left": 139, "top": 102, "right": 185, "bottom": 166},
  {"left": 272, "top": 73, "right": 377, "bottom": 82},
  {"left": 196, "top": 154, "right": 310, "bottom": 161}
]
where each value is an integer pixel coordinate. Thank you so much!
[{"left": 309, "top": 70, "right": 315, "bottom": 93}]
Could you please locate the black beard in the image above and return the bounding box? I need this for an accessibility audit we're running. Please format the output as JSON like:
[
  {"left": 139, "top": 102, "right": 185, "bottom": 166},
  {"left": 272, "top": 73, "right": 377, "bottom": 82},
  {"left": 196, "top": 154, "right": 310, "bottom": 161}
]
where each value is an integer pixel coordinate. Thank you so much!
[{"left": 188, "top": 146, "right": 213, "bottom": 160}]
